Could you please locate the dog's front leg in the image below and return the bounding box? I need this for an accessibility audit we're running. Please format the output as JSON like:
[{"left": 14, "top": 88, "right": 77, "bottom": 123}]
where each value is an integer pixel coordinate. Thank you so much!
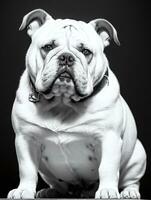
[
  {"left": 95, "top": 132, "right": 122, "bottom": 199},
  {"left": 8, "top": 134, "right": 40, "bottom": 199}
]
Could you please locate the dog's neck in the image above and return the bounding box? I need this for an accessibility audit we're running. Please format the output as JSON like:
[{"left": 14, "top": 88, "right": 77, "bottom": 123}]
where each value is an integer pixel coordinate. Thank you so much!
[{"left": 28, "top": 67, "right": 109, "bottom": 105}]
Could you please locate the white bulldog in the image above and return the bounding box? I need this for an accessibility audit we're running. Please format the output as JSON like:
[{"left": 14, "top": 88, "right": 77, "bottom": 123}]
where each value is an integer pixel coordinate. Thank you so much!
[{"left": 8, "top": 9, "right": 146, "bottom": 199}]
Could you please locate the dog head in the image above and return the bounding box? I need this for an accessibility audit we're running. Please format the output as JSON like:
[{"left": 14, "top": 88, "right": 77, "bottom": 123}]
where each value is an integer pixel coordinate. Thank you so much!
[{"left": 20, "top": 9, "right": 120, "bottom": 102}]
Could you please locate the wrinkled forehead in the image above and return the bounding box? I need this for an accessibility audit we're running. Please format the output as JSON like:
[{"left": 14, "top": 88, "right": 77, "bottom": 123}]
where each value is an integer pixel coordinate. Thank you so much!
[{"left": 33, "top": 19, "right": 98, "bottom": 47}]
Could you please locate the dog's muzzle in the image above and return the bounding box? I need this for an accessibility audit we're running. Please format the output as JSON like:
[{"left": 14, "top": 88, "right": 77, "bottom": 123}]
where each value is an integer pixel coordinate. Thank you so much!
[{"left": 41, "top": 53, "right": 76, "bottom": 96}]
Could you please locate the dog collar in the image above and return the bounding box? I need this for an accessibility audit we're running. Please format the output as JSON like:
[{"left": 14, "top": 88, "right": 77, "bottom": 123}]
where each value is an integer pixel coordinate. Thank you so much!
[
  {"left": 77, "top": 67, "right": 109, "bottom": 102},
  {"left": 29, "top": 77, "right": 41, "bottom": 103},
  {"left": 28, "top": 68, "right": 109, "bottom": 103},
  {"left": 100, "top": 67, "right": 109, "bottom": 87}
]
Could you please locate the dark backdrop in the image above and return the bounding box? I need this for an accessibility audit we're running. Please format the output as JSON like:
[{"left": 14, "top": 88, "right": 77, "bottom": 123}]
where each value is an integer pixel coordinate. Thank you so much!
[{"left": 1, "top": 0, "right": 150, "bottom": 198}]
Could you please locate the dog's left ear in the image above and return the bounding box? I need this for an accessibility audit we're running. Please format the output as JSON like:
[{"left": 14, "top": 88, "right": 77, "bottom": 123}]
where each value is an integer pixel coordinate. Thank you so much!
[
  {"left": 89, "top": 19, "right": 120, "bottom": 47},
  {"left": 19, "top": 9, "right": 53, "bottom": 37}
]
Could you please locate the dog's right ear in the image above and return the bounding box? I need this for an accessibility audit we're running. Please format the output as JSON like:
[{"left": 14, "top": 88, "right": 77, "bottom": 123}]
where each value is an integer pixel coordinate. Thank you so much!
[{"left": 19, "top": 9, "right": 53, "bottom": 37}]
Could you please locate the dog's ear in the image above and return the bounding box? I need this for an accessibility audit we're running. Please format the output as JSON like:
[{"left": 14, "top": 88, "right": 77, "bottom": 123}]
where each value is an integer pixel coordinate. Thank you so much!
[
  {"left": 19, "top": 9, "right": 53, "bottom": 37},
  {"left": 89, "top": 19, "right": 120, "bottom": 47}
]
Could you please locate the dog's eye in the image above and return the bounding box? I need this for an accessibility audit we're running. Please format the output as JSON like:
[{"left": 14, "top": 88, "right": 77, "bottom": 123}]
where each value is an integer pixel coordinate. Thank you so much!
[
  {"left": 81, "top": 48, "right": 92, "bottom": 56},
  {"left": 42, "top": 44, "right": 54, "bottom": 52},
  {"left": 42, "top": 44, "right": 53, "bottom": 52},
  {"left": 42, "top": 41, "right": 56, "bottom": 52}
]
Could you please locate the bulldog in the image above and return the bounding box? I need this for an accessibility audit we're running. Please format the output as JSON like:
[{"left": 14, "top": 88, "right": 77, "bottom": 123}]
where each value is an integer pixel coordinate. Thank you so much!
[{"left": 8, "top": 9, "right": 146, "bottom": 199}]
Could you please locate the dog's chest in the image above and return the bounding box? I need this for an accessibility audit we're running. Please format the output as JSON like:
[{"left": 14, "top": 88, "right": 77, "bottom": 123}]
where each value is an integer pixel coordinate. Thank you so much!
[
  {"left": 34, "top": 105, "right": 103, "bottom": 182},
  {"left": 40, "top": 131, "right": 101, "bottom": 182}
]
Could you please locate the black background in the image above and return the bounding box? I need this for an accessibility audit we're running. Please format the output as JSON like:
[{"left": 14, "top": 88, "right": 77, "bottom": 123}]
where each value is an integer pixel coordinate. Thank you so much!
[{"left": 1, "top": 0, "right": 150, "bottom": 198}]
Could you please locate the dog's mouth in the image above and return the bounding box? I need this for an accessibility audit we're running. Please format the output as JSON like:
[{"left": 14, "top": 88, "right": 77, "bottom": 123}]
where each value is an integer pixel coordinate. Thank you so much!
[
  {"left": 40, "top": 64, "right": 89, "bottom": 100},
  {"left": 58, "top": 72, "right": 72, "bottom": 82},
  {"left": 42, "top": 71, "right": 86, "bottom": 100},
  {"left": 42, "top": 70, "right": 74, "bottom": 95}
]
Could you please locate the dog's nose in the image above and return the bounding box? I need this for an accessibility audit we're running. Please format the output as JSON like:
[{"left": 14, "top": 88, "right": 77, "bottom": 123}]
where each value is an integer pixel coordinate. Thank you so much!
[{"left": 58, "top": 53, "right": 75, "bottom": 67}]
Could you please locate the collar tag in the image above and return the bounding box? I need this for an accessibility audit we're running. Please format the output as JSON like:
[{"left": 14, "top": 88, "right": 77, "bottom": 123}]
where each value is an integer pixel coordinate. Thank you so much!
[
  {"left": 28, "top": 75, "right": 41, "bottom": 103},
  {"left": 29, "top": 92, "right": 40, "bottom": 103}
]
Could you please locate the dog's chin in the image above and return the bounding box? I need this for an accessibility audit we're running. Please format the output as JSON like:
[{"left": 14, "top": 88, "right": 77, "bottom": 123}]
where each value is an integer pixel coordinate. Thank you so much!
[{"left": 41, "top": 72, "right": 87, "bottom": 102}]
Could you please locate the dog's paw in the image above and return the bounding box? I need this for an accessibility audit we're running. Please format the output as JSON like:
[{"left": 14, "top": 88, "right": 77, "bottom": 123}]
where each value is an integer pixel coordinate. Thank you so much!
[
  {"left": 95, "top": 188, "right": 120, "bottom": 199},
  {"left": 120, "top": 188, "right": 140, "bottom": 199},
  {"left": 7, "top": 188, "right": 35, "bottom": 199}
]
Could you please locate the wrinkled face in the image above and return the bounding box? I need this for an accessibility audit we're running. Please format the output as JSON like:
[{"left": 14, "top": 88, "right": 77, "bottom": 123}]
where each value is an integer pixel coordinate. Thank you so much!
[{"left": 26, "top": 19, "right": 107, "bottom": 102}]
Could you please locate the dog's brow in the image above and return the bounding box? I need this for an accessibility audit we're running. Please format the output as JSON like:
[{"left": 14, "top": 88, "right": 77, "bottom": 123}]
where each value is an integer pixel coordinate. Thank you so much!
[
  {"left": 78, "top": 43, "right": 88, "bottom": 50},
  {"left": 63, "top": 24, "right": 78, "bottom": 31},
  {"left": 77, "top": 43, "right": 84, "bottom": 49}
]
